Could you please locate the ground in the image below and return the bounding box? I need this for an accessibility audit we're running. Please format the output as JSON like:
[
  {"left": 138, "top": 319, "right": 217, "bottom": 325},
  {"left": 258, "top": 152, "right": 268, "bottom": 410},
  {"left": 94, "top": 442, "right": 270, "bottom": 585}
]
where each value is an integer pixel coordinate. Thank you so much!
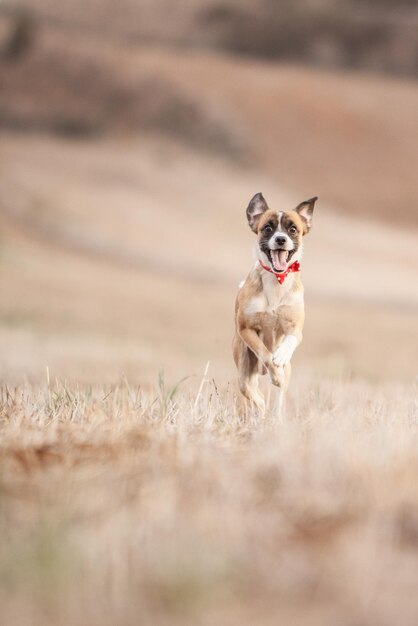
[{"left": 1, "top": 375, "right": 418, "bottom": 625}]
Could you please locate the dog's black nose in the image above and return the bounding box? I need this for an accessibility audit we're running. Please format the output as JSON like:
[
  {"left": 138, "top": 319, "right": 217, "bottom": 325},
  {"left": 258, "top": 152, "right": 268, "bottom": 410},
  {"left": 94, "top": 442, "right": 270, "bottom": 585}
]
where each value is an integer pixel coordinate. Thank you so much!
[{"left": 275, "top": 236, "right": 286, "bottom": 246}]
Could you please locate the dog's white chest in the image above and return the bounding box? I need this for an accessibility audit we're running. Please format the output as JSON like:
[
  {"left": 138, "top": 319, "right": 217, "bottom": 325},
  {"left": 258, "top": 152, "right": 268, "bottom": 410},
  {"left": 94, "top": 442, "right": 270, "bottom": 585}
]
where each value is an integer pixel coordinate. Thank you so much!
[{"left": 245, "top": 280, "right": 303, "bottom": 316}]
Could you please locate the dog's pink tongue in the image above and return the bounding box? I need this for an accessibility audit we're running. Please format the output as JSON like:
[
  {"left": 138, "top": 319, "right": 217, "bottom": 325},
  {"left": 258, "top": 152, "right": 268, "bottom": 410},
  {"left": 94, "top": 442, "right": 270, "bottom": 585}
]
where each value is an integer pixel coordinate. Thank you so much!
[{"left": 271, "top": 250, "right": 287, "bottom": 271}]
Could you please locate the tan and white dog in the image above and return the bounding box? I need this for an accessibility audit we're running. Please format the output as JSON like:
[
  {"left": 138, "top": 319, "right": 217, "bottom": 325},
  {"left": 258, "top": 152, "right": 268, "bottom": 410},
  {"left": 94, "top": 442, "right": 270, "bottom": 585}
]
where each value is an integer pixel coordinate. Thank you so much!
[{"left": 233, "top": 193, "right": 318, "bottom": 418}]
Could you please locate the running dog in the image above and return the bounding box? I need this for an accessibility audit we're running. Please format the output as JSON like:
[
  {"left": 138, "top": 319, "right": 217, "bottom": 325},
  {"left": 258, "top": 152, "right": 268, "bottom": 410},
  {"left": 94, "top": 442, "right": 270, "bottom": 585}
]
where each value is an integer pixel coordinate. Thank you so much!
[{"left": 233, "top": 193, "right": 318, "bottom": 417}]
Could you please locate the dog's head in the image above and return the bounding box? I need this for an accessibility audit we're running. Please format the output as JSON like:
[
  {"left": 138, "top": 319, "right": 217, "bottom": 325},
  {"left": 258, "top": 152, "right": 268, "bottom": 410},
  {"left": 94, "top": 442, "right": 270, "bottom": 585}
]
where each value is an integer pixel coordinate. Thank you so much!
[{"left": 246, "top": 193, "right": 318, "bottom": 273}]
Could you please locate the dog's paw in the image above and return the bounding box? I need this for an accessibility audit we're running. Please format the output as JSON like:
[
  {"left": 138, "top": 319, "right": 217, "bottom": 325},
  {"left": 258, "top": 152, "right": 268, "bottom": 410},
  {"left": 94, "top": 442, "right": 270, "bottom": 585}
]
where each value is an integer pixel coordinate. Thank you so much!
[
  {"left": 273, "top": 335, "right": 298, "bottom": 367},
  {"left": 268, "top": 364, "right": 285, "bottom": 387}
]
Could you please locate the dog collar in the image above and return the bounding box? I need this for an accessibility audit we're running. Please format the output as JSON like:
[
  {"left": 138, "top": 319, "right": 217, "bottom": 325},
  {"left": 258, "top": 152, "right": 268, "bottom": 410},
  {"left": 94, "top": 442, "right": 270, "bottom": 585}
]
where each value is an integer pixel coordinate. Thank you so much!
[{"left": 259, "top": 259, "right": 301, "bottom": 284}]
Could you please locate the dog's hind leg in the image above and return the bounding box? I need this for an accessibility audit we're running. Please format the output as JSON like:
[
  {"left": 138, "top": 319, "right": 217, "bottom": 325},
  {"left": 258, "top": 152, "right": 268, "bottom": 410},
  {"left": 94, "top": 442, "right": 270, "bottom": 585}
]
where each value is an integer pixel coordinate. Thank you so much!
[
  {"left": 271, "top": 363, "right": 291, "bottom": 420},
  {"left": 233, "top": 334, "right": 265, "bottom": 415},
  {"left": 240, "top": 371, "right": 265, "bottom": 415}
]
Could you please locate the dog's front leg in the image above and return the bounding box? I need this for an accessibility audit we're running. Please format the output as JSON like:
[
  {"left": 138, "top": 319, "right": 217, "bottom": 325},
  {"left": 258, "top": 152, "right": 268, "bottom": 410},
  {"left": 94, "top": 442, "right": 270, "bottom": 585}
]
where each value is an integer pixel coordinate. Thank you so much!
[
  {"left": 272, "top": 311, "right": 304, "bottom": 368},
  {"left": 239, "top": 327, "right": 284, "bottom": 387},
  {"left": 273, "top": 334, "right": 300, "bottom": 367}
]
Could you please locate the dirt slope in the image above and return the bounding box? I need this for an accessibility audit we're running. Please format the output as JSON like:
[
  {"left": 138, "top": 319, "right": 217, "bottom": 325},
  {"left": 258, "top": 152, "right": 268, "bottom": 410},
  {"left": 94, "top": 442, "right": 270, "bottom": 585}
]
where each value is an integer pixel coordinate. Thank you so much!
[
  {"left": 3, "top": 0, "right": 418, "bottom": 75},
  {"left": 1, "top": 133, "right": 416, "bottom": 385},
  {"left": 1, "top": 32, "right": 418, "bottom": 227}
]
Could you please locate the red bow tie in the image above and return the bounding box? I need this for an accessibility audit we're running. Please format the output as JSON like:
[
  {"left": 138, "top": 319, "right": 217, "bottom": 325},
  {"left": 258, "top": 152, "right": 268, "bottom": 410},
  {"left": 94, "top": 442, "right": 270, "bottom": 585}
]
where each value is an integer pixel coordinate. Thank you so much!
[{"left": 259, "top": 259, "right": 301, "bottom": 284}]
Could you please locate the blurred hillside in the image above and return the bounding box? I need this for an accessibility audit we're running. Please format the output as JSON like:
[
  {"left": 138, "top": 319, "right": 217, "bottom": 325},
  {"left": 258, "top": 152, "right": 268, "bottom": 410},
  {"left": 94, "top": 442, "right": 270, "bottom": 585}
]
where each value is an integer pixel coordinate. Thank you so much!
[
  {"left": 1, "top": 16, "right": 418, "bottom": 226},
  {"left": 0, "top": 2, "right": 417, "bottom": 385},
  {"left": 1, "top": 0, "right": 418, "bottom": 76}
]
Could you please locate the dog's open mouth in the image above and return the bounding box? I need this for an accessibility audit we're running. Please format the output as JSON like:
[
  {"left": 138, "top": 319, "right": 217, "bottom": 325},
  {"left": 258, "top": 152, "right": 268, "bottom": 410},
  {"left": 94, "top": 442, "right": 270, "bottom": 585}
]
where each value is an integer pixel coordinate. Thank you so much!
[{"left": 269, "top": 249, "right": 294, "bottom": 273}]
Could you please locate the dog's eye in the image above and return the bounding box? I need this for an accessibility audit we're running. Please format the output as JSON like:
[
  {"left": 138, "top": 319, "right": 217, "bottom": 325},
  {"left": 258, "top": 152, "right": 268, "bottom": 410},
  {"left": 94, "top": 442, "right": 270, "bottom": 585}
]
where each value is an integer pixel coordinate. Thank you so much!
[
  {"left": 264, "top": 225, "right": 273, "bottom": 235},
  {"left": 288, "top": 225, "right": 297, "bottom": 235}
]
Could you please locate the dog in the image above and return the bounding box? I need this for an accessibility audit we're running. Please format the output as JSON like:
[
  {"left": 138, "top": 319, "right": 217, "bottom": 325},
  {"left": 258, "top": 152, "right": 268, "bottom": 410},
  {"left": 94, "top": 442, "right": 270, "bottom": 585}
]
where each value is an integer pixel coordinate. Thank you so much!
[{"left": 233, "top": 193, "right": 318, "bottom": 418}]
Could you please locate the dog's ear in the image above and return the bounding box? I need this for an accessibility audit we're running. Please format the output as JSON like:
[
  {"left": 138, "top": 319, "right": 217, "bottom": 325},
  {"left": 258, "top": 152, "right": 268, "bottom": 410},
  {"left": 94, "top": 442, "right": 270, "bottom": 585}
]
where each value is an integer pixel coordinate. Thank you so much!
[
  {"left": 295, "top": 196, "right": 318, "bottom": 233},
  {"left": 246, "top": 192, "right": 269, "bottom": 233}
]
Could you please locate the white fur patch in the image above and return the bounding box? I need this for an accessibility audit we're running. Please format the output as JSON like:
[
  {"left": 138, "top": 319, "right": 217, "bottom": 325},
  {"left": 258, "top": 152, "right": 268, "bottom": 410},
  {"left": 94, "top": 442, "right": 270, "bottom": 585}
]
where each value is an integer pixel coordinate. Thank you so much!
[
  {"left": 258, "top": 271, "right": 303, "bottom": 312},
  {"left": 238, "top": 280, "right": 245, "bottom": 289},
  {"left": 283, "top": 290, "right": 304, "bottom": 307},
  {"left": 273, "top": 334, "right": 298, "bottom": 366},
  {"left": 267, "top": 212, "right": 294, "bottom": 251},
  {"left": 245, "top": 294, "right": 267, "bottom": 316}
]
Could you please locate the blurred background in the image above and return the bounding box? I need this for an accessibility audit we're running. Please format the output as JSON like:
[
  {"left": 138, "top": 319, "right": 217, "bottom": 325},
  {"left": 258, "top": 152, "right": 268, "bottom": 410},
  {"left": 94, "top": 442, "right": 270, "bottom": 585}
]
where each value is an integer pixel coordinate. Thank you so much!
[{"left": 0, "top": 0, "right": 417, "bottom": 386}]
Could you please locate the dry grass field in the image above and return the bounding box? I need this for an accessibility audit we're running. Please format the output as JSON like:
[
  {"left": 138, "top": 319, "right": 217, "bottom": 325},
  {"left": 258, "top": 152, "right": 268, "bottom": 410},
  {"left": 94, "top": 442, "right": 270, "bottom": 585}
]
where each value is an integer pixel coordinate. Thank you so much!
[
  {"left": 1, "top": 375, "right": 418, "bottom": 626},
  {"left": 1, "top": 6, "right": 418, "bottom": 625}
]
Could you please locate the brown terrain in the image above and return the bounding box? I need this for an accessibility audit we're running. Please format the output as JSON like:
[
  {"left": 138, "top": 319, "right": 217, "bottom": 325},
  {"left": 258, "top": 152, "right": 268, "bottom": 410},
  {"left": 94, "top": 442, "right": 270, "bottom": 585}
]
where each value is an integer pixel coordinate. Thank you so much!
[{"left": 0, "top": 23, "right": 417, "bottom": 383}]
